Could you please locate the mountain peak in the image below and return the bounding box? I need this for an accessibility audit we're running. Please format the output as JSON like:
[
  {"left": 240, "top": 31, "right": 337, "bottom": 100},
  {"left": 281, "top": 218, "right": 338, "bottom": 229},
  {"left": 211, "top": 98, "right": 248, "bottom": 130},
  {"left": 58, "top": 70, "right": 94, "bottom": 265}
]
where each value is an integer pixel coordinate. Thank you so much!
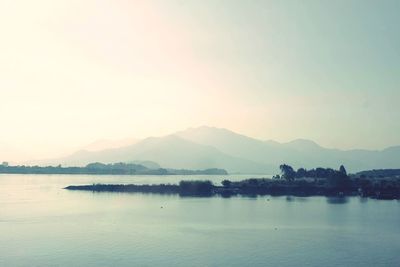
[{"left": 178, "top": 126, "right": 258, "bottom": 141}]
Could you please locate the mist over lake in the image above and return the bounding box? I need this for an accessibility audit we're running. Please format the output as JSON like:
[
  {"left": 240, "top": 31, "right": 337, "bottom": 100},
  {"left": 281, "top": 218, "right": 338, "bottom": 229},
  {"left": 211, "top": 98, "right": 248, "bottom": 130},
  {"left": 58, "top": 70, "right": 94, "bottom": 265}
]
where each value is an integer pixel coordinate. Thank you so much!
[{"left": 1, "top": 174, "right": 399, "bottom": 267}]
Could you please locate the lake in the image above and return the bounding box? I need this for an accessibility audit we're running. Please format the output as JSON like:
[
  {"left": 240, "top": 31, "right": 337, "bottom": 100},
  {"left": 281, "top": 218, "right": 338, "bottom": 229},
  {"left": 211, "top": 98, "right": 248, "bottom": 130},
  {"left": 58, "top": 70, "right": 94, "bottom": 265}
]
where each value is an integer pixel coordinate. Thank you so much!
[{"left": 1, "top": 174, "right": 399, "bottom": 267}]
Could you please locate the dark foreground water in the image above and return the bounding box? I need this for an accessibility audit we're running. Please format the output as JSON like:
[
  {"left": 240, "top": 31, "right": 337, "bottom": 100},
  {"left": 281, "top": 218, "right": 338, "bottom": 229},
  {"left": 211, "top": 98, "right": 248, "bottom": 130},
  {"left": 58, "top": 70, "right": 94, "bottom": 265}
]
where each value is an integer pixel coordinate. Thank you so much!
[{"left": 0, "top": 174, "right": 399, "bottom": 267}]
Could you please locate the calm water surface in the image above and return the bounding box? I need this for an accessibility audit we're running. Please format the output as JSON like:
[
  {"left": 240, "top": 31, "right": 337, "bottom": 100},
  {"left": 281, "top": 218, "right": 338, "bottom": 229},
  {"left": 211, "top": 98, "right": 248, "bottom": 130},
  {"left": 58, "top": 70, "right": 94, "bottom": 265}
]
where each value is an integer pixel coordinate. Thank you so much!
[{"left": 0, "top": 174, "right": 399, "bottom": 267}]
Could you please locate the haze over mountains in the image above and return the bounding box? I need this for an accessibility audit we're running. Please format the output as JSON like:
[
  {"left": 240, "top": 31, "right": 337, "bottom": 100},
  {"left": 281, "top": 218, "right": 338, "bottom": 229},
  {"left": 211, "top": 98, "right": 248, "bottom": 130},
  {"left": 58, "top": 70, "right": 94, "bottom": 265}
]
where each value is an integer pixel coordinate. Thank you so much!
[
  {"left": 82, "top": 137, "right": 139, "bottom": 152},
  {"left": 33, "top": 126, "right": 400, "bottom": 174}
]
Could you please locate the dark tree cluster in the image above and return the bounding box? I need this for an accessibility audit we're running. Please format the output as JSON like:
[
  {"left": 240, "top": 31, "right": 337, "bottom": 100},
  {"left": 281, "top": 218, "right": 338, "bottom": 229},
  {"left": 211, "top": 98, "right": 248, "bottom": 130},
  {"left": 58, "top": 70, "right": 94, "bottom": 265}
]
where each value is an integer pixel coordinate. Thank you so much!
[
  {"left": 280, "top": 164, "right": 348, "bottom": 179},
  {"left": 278, "top": 164, "right": 351, "bottom": 191},
  {"left": 179, "top": 180, "right": 214, "bottom": 196}
]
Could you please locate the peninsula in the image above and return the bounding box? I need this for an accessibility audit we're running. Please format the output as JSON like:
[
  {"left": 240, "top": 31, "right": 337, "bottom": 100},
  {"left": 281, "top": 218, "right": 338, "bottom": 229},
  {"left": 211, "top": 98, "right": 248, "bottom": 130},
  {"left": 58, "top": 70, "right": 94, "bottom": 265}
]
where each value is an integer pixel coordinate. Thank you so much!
[{"left": 65, "top": 165, "right": 400, "bottom": 200}]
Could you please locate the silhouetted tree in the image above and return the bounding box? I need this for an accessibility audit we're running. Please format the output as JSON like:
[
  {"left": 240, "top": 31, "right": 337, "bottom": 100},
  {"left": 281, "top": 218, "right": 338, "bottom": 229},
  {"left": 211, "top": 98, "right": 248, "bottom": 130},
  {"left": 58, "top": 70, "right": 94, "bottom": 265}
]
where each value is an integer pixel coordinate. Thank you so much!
[
  {"left": 222, "top": 180, "right": 232, "bottom": 188},
  {"left": 296, "top": 168, "right": 307, "bottom": 178},
  {"left": 327, "top": 167, "right": 350, "bottom": 190},
  {"left": 280, "top": 164, "right": 295, "bottom": 182},
  {"left": 339, "top": 165, "right": 347, "bottom": 176}
]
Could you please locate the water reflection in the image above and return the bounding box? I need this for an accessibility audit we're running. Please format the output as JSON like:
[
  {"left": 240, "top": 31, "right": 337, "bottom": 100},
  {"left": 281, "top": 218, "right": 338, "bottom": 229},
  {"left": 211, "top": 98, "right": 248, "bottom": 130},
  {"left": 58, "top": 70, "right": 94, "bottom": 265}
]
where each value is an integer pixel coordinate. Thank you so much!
[
  {"left": 326, "top": 197, "right": 350, "bottom": 204},
  {"left": 244, "top": 194, "right": 258, "bottom": 199},
  {"left": 285, "top": 196, "right": 309, "bottom": 202},
  {"left": 286, "top": 196, "right": 295, "bottom": 202}
]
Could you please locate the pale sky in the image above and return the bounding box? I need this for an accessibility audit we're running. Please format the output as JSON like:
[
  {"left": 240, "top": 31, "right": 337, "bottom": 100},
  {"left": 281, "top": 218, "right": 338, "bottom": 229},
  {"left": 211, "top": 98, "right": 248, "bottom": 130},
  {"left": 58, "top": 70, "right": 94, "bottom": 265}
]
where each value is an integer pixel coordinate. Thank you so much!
[{"left": 1, "top": 0, "right": 399, "bottom": 162}]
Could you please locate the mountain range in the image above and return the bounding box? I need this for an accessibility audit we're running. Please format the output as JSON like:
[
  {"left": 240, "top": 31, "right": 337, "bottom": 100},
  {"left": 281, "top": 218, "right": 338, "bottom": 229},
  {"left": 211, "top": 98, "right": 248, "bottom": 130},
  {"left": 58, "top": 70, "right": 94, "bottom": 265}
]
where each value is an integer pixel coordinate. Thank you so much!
[{"left": 33, "top": 126, "right": 400, "bottom": 174}]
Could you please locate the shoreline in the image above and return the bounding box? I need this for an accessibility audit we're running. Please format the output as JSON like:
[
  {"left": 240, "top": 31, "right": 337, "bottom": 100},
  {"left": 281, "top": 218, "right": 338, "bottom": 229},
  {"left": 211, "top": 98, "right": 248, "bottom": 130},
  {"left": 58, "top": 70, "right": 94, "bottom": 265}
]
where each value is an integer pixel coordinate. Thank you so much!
[{"left": 64, "top": 178, "right": 400, "bottom": 200}]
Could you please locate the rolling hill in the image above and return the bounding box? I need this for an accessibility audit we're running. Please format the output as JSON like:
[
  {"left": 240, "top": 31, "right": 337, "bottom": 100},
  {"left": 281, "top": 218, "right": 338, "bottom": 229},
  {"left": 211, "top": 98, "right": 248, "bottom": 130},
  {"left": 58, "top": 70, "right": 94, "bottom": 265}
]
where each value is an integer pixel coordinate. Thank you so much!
[{"left": 34, "top": 126, "right": 400, "bottom": 174}]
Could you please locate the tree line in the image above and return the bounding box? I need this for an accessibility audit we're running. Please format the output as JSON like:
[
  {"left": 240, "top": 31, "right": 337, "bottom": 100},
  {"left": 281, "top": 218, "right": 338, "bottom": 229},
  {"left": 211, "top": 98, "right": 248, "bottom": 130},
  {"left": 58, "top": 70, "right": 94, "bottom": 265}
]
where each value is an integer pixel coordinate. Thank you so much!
[{"left": 0, "top": 162, "right": 227, "bottom": 175}]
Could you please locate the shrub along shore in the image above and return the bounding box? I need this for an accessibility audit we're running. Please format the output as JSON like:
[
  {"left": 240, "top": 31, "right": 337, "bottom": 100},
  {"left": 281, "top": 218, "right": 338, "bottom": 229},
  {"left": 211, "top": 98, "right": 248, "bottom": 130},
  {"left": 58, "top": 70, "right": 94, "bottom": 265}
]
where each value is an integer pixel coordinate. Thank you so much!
[{"left": 65, "top": 165, "right": 400, "bottom": 199}]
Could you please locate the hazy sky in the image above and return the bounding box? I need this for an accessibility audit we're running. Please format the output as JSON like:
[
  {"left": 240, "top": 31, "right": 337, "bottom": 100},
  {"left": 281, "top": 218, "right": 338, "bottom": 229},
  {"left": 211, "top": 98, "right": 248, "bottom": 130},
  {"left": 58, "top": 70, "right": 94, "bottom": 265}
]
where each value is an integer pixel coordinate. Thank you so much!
[{"left": 1, "top": 0, "right": 399, "bottom": 161}]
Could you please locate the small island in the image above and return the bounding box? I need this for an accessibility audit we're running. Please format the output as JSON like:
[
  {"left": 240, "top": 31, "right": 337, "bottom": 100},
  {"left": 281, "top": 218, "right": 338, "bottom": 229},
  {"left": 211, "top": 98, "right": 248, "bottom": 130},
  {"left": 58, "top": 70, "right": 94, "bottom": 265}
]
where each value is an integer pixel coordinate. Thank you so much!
[{"left": 65, "top": 165, "right": 400, "bottom": 200}]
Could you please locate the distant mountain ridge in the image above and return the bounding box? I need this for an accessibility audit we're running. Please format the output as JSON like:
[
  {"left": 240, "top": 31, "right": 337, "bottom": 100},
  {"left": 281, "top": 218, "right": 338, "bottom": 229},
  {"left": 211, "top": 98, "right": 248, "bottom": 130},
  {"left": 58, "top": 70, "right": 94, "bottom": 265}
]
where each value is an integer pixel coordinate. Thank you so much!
[{"left": 33, "top": 126, "right": 400, "bottom": 174}]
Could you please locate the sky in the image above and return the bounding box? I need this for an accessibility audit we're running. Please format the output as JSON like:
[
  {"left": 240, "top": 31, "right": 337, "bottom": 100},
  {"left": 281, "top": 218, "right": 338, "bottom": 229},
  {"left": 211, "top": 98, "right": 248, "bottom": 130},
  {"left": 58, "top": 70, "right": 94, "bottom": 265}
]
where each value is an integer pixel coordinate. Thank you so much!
[{"left": 1, "top": 0, "right": 399, "bottom": 162}]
